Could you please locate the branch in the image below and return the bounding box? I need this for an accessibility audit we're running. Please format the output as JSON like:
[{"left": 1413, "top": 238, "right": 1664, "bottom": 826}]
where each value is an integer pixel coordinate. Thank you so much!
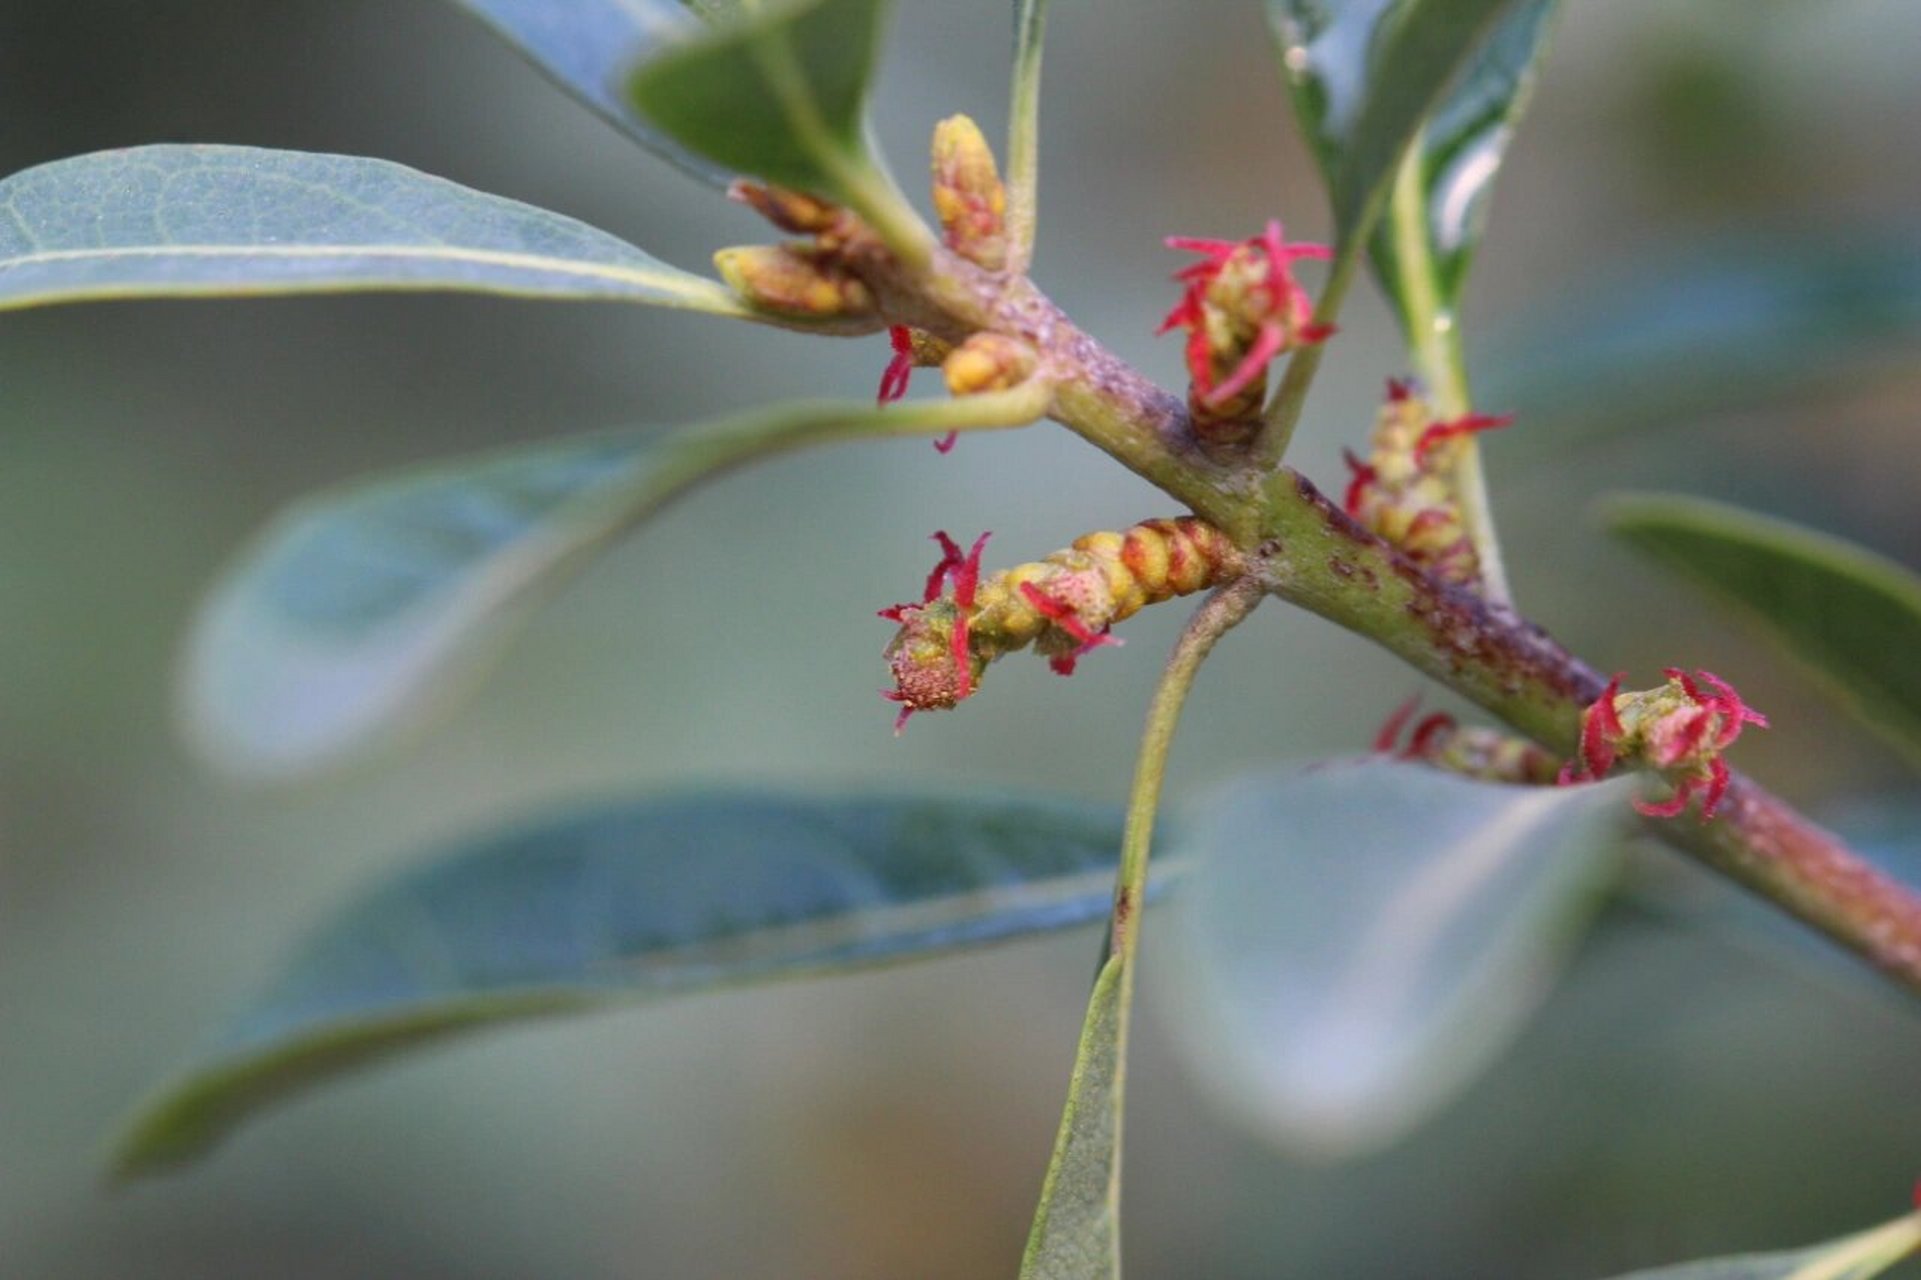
[
  {"left": 1257, "top": 467, "right": 1921, "bottom": 994},
  {"left": 863, "top": 247, "right": 1921, "bottom": 999}
]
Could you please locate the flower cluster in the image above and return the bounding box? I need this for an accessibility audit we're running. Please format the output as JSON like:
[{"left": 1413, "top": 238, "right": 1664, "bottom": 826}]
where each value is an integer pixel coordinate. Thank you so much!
[
  {"left": 881, "top": 518, "right": 1242, "bottom": 730},
  {"left": 1158, "top": 221, "right": 1332, "bottom": 440},
  {"left": 1559, "top": 669, "right": 1769, "bottom": 818},
  {"left": 1342, "top": 380, "right": 1513, "bottom": 588}
]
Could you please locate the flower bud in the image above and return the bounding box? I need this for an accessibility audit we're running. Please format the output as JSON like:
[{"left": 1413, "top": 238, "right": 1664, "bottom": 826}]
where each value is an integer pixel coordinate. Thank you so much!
[
  {"left": 727, "top": 180, "right": 842, "bottom": 236},
  {"left": 930, "top": 115, "right": 1008, "bottom": 270},
  {"left": 713, "top": 245, "right": 875, "bottom": 320},
  {"left": 942, "top": 334, "right": 1038, "bottom": 397}
]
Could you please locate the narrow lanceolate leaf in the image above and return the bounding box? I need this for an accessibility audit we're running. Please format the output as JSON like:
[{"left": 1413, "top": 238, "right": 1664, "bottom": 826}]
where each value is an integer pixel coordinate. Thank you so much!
[
  {"left": 1019, "top": 953, "right": 1126, "bottom": 1280},
  {"left": 110, "top": 789, "right": 1128, "bottom": 1178},
  {"left": 1367, "top": 1, "right": 1558, "bottom": 326},
  {"left": 627, "top": 0, "right": 892, "bottom": 204},
  {"left": 442, "top": 0, "right": 735, "bottom": 186},
  {"left": 1268, "top": 0, "right": 1530, "bottom": 250},
  {"left": 1161, "top": 760, "right": 1632, "bottom": 1156},
  {"left": 0, "top": 146, "right": 744, "bottom": 313},
  {"left": 1487, "top": 237, "right": 1921, "bottom": 447},
  {"left": 1607, "top": 494, "right": 1921, "bottom": 772},
  {"left": 183, "top": 388, "right": 1048, "bottom": 779},
  {"left": 1601, "top": 1210, "right": 1921, "bottom": 1279}
]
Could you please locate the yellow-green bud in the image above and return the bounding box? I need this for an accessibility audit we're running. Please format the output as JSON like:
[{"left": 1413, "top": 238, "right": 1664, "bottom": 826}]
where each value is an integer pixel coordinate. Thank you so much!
[
  {"left": 930, "top": 115, "right": 1008, "bottom": 271},
  {"left": 713, "top": 245, "right": 875, "bottom": 320},
  {"left": 942, "top": 333, "right": 1039, "bottom": 397}
]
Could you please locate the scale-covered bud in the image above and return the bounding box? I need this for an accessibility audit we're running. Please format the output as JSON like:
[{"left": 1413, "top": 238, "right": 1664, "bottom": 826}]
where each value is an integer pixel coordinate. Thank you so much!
[
  {"left": 943, "top": 334, "right": 1039, "bottom": 398},
  {"left": 728, "top": 180, "right": 844, "bottom": 237},
  {"left": 881, "top": 519, "right": 1242, "bottom": 729},
  {"left": 714, "top": 245, "right": 875, "bottom": 320},
  {"left": 930, "top": 115, "right": 1008, "bottom": 270},
  {"left": 1342, "top": 380, "right": 1513, "bottom": 588}
]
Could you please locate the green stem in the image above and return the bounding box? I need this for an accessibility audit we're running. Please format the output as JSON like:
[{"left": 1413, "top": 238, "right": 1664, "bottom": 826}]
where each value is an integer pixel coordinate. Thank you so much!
[
  {"left": 1385, "top": 144, "right": 1511, "bottom": 604},
  {"left": 1019, "top": 580, "right": 1264, "bottom": 1277},
  {"left": 1005, "top": 0, "right": 1049, "bottom": 275},
  {"left": 1110, "top": 579, "right": 1264, "bottom": 958},
  {"left": 749, "top": 34, "right": 936, "bottom": 267},
  {"left": 1250, "top": 244, "right": 1363, "bottom": 470}
]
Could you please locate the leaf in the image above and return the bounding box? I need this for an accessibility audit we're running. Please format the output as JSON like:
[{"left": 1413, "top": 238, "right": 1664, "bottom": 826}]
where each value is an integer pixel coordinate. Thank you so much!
[
  {"left": 1160, "top": 760, "right": 1633, "bottom": 1157},
  {"left": 183, "top": 389, "right": 1046, "bottom": 779},
  {"left": 1485, "top": 236, "right": 1921, "bottom": 446},
  {"left": 0, "top": 145, "right": 744, "bottom": 314},
  {"left": 1018, "top": 954, "right": 1126, "bottom": 1280},
  {"left": 110, "top": 788, "right": 1130, "bottom": 1178},
  {"left": 626, "top": 0, "right": 892, "bottom": 202},
  {"left": 442, "top": 0, "right": 732, "bottom": 186},
  {"left": 1369, "top": 0, "right": 1559, "bottom": 324},
  {"left": 1268, "top": 0, "right": 1531, "bottom": 247},
  {"left": 1600, "top": 1211, "right": 1921, "bottom": 1279},
  {"left": 1605, "top": 494, "right": 1921, "bottom": 771}
]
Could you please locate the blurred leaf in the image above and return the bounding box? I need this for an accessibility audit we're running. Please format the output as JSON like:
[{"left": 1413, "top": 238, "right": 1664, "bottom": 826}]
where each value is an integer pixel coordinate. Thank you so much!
[
  {"left": 1601, "top": 1211, "right": 1921, "bottom": 1279},
  {"left": 1268, "top": 0, "right": 1529, "bottom": 247},
  {"left": 1606, "top": 494, "right": 1921, "bottom": 771},
  {"left": 183, "top": 390, "right": 1045, "bottom": 779},
  {"left": 111, "top": 788, "right": 1131, "bottom": 1178},
  {"left": 1161, "top": 760, "right": 1632, "bottom": 1156},
  {"left": 1019, "top": 953, "right": 1125, "bottom": 1280},
  {"left": 1486, "top": 236, "right": 1921, "bottom": 445},
  {"left": 443, "top": 0, "right": 738, "bottom": 186},
  {"left": 1367, "top": 1, "right": 1559, "bottom": 325},
  {"left": 0, "top": 145, "right": 744, "bottom": 313},
  {"left": 627, "top": 0, "right": 892, "bottom": 200}
]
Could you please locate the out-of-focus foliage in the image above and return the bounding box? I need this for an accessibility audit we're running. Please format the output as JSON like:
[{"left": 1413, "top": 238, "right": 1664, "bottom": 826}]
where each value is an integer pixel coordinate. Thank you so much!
[
  {"left": 5, "top": 0, "right": 1921, "bottom": 1276},
  {"left": 1608, "top": 495, "right": 1921, "bottom": 771}
]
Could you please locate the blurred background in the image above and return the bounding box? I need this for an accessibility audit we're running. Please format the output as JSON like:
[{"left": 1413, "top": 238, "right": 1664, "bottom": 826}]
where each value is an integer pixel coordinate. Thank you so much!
[{"left": 3, "top": 0, "right": 1920, "bottom": 1275}]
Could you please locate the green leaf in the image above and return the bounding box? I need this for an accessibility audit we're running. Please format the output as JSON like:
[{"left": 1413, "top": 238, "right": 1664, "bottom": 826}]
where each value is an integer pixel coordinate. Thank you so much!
[
  {"left": 110, "top": 788, "right": 1130, "bottom": 1178},
  {"left": 1600, "top": 1212, "right": 1921, "bottom": 1279},
  {"left": 1018, "top": 953, "right": 1126, "bottom": 1280},
  {"left": 1486, "top": 236, "right": 1921, "bottom": 446},
  {"left": 1606, "top": 494, "right": 1921, "bottom": 772},
  {"left": 1161, "top": 760, "right": 1632, "bottom": 1156},
  {"left": 0, "top": 145, "right": 744, "bottom": 313},
  {"left": 1368, "top": 1, "right": 1558, "bottom": 326},
  {"left": 182, "top": 389, "right": 1047, "bottom": 779},
  {"left": 442, "top": 0, "right": 735, "bottom": 185},
  {"left": 626, "top": 0, "right": 893, "bottom": 201},
  {"left": 1268, "top": 0, "right": 1531, "bottom": 248}
]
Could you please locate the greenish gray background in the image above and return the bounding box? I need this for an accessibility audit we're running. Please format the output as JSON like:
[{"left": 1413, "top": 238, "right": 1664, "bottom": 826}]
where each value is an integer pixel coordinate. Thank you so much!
[{"left": 3, "top": 1, "right": 1919, "bottom": 1275}]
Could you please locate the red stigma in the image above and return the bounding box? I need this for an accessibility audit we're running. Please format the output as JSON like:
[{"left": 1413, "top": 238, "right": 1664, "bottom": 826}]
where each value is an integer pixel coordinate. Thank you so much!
[
  {"left": 1414, "top": 412, "right": 1516, "bottom": 464},
  {"left": 1578, "top": 673, "right": 1626, "bottom": 779},
  {"left": 1407, "top": 712, "right": 1458, "bottom": 757},
  {"left": 1018, "top": 582, "right": 1121, "bottom": 676},
  {"left": 877, "top": 325, "right": 915, "bottom": 404},
  {"left": 1342, "top": 449, "right": 1378, "bottom": 518},
  {"left": 1373, "top": 695, "right": 1422, "bottom": 753}
]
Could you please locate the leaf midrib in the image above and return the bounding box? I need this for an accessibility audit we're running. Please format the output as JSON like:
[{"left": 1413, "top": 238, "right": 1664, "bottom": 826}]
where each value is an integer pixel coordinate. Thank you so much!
[{"left": 0, "top": 241, "right": 743, "bottom": 309}]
